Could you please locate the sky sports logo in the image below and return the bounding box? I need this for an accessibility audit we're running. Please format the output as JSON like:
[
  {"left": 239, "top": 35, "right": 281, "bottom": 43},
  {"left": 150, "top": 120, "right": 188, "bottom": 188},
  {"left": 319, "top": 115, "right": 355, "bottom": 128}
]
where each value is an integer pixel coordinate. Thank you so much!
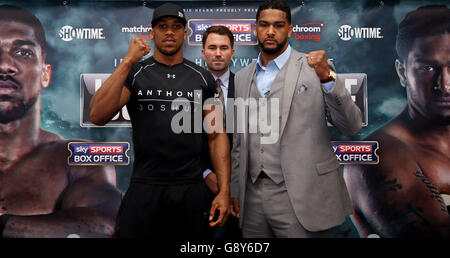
[
  {"left": 338, "top": 25, "right": 383, "bottom": 41},
  {"left": 187, "top": 19, "right": 257, "bottom": 45},
  {"left": 59, "top": 25, "right": 105, "bottom": 41},
  {"left": 291, "top": 22, "right": 324, "bottom": 42}
]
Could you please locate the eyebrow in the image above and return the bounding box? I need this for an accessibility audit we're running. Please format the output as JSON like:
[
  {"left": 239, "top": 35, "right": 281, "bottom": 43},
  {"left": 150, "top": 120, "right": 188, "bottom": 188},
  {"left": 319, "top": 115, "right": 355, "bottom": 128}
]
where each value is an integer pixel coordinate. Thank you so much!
[
  {"left": 258, "top": 20, "right": 286, "bottom": 24},
  {"left": 12, "top": 39, "right": 37, "bottom": 47},
  {"left": 414, "top": 58, "right": 439, "bottom": 65}
]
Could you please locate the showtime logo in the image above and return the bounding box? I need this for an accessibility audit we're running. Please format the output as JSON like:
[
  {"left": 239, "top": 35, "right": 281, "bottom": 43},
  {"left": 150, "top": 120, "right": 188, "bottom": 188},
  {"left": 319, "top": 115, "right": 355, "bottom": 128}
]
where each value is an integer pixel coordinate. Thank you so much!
[
  {"left": 338, "top": 25, "right": 383, "bottom": 41},
  {"left": 59, "top": 25, "right": 105, "bottom": 42},
  {"left": 291, "top": 22, "right": 324, "bottom": 42}
]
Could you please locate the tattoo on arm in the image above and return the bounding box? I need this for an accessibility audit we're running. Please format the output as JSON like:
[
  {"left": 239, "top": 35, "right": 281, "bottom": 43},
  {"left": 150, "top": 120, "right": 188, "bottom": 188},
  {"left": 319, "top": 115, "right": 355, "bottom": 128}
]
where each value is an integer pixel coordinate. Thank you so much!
[{"left": 381, "top": 176, "right": 403, "bottom": 193}]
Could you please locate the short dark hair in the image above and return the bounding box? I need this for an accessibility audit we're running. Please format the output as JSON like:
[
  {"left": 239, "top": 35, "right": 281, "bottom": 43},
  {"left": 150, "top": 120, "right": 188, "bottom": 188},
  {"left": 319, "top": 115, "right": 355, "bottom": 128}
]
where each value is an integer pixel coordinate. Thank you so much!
[
  {"left": 396, "top": 5, "right": 450, "bottom": 62},
  {"left": 202, "top": 25, "right": 234, "bottom": 48},
  {"left": 256, "top": 0, "right": 291, "bottom": 24},
  {"left": 0, "top": 5, "right": 47, "bottom": 58}
]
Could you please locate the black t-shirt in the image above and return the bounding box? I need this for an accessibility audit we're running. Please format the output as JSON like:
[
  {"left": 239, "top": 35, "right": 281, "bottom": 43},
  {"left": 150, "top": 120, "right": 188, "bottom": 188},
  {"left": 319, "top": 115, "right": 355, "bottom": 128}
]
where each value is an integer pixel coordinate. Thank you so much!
[{"left": 124, "top": 57, "right": 216, "bottom": 183}]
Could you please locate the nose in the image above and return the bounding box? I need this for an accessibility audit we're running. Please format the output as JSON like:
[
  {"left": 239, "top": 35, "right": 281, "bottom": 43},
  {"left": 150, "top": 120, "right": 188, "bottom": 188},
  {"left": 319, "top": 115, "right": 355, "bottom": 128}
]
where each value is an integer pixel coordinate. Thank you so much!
[
  {"left": 165, "top": 26, "right": 176, "bottom": 35},
  {"left": 267, "top": 25, "right": 275, "bottom": 36},
  {"left": 0, "top": 51, "right": 18, "bottom": 77},
  {"left": 215, "top": 48, "right": 222, "bottom": 57},
  {"left": 436, "top": 66, "right": 450, "bottom": 93}
]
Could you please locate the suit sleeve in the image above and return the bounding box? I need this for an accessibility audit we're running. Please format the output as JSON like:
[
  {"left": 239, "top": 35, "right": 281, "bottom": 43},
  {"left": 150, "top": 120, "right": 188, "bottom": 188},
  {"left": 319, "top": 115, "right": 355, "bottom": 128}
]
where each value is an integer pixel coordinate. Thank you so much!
[
  {"left": 230, "top": 74, "right": 241, "bottom": 199},
  {"left": 322, "top": 62, "right": 362, "bottom": 136}
]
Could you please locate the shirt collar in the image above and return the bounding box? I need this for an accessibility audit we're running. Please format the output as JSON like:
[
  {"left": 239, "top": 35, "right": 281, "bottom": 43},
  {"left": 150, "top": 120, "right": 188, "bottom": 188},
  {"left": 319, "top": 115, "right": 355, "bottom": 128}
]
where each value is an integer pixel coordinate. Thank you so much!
[
  {"left": 257, "top": 45, "right": 291, "bottom": 71},
  {"left": 211, "top": 69, "right": 230, "bottom": 89}
]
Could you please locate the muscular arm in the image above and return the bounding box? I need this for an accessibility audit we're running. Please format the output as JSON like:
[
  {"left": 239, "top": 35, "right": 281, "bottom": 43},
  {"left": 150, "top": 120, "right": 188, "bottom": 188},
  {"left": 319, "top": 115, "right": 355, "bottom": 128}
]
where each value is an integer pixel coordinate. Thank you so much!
[
  {"left": 90, "top": 37, "right": 150, "bottom": 125},
  {"left": 204, "top": 106, "right": 231, "bottom": 227},
  {"left": 344, "top": 135, "right": 450, "bottom": 237},
  {"left": 89, "top": 60, "right": 132, "bottom": 126},
  {"left": 1, "top": 165, "right": 122, "bottom": 238}
]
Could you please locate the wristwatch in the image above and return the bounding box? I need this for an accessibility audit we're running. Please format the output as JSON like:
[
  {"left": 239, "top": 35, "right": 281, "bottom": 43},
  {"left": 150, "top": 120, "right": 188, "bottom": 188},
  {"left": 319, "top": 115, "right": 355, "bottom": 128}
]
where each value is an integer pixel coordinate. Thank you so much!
[{"left": 321, "top": 70, "right": 337, "bottom": 83}]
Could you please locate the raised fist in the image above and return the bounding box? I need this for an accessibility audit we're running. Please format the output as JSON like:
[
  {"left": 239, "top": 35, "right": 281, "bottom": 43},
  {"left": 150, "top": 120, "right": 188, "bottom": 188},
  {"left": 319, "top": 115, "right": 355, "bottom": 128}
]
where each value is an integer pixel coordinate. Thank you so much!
[
  {"left": 124, "top": 37, "right": 151, "bottom": 65},
  {"left": 306, "top": 50, "right": 330, "bottom": 82}
]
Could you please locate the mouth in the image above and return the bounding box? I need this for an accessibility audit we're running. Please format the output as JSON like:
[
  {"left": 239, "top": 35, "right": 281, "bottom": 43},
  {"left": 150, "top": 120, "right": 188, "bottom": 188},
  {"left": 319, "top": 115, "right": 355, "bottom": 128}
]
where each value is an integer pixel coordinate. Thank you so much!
[
  {"left": 163, "top": 39, "right": 176, "bottom": 43},
  {"left": 0, "top": 81, "right": 19, "bottom": 96},
  {"left": 432, "top": 96, "right": 450, "bottom": 107},
  {"left": 264, "top": 39, "right": 277, "bottom": 44}
]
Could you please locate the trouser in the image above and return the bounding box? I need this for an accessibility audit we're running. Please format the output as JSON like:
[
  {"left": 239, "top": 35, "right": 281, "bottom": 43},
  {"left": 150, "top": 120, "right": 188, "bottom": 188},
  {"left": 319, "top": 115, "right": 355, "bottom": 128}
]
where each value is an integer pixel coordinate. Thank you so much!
[
  {"left": 242, "top": 173, "right": 333, "bottom": 238},
  {"left": 114, "top": 180, "right": 212, "bottom": 238}
]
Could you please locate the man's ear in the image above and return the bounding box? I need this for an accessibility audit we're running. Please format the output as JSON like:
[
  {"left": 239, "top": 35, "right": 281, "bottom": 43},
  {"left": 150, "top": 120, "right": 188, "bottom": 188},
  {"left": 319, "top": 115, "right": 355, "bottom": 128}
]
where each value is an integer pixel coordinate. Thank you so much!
[
  {"left": 395, "top": 59, "right": 407, "bottom": 88},
  {"left": 41, "top": 64, "right": 52, "bottom": 88},
  {"left": 150, "top": 29, "right": 154, "bottom": 40},
  {"left": 288, "top": 24, "right": 293, "bottom": 38}
]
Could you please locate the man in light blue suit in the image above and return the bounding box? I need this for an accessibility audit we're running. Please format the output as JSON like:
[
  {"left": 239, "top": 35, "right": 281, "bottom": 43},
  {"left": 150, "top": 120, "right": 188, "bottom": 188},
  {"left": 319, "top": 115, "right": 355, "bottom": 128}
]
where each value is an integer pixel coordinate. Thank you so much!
[{"left": 230, "top": 0, "right": 362, "bottom": 238}]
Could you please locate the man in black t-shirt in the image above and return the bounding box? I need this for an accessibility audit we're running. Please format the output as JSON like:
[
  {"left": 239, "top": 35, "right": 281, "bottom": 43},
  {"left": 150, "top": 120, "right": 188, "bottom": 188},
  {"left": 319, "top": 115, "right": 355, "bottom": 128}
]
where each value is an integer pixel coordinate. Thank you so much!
[{"left": 90, "top": 3, "right": 231, "bottom": 238}]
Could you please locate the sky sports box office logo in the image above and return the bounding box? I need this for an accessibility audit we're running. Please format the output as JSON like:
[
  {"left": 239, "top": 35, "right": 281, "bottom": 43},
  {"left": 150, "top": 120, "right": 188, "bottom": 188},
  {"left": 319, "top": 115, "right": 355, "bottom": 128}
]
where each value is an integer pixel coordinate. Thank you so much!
[
  {"left": 187, "top": 19, "right": 257, "bottom": 46},
  {"left": 331, "top": 141, "right": 379, "bottom": 164},
  {"left": 67, "top": 142, "right": 130, "bottom": 165},
  {"left": 80, "top": 73, "right": 368, "bottom": 127}
]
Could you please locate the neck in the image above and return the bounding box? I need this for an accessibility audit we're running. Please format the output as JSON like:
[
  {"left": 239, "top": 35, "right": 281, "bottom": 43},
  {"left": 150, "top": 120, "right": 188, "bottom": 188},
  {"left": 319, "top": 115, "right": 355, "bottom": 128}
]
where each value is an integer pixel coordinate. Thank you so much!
[
  {"left": 0, "top": 103, "right": 41, "bottom": 170},
  {"left": 260, "top": 43, "right": 288, "bottom": 67},
  {"left": 208, "top": 68, "right": 229, "bottom": 78},
  {"left": 401, "top": 108, "right": 450, "bottom": 152},
  {"left": 153, "top": 49, "right": 184, "bottom": 66}
]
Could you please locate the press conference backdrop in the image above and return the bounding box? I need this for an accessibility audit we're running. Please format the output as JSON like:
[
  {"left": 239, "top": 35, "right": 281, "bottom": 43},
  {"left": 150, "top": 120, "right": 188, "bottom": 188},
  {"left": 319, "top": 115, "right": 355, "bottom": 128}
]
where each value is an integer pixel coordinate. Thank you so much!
[{"left": 0, "top": 0, "right": 447, "bottom": 238}]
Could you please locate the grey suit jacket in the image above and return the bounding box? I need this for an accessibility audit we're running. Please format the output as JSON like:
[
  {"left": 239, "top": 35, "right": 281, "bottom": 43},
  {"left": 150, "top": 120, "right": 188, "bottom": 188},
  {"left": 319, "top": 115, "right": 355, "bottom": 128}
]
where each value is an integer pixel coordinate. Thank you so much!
[{"left": 231, "top": 49, "right": 362, "bottom": 232}]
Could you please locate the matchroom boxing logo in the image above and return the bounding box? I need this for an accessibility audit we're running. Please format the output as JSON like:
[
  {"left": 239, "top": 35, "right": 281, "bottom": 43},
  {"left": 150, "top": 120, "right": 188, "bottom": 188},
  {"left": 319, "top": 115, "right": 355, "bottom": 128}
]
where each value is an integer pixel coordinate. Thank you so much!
[
  {"left": 338, "top": 25, "right": 383, "bottom": 41},
  {"left": 121, "top": 24, "right": 152, "bottom": 41},
  {"left": 59, "top": 25, "right": 106, "bottom": 42},
  {"left": 291, "top": 22, "right": 324, "bottom": 42}
]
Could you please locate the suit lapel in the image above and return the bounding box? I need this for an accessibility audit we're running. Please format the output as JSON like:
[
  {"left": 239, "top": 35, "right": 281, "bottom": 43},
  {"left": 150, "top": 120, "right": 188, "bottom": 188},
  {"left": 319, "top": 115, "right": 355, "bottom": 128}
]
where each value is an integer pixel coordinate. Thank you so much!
[
  {"left": 243, "top": 64, "right": 256, "bottom": 145},
  {"left": 227, "top": 73, "right": 235, "bottom": 147},
  {"left": 228, "top": 72, "right": 235, "bottom": 99},
  {"left": 280, "top": 50, "right": 304, "bottom": 137}
]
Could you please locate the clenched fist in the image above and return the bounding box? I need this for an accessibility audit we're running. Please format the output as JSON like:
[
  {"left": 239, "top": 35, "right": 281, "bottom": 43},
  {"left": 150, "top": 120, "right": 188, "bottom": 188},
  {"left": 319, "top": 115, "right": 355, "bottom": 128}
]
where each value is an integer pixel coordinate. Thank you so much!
[
  {"left": 305, "top": 50, "right": 331, "bottom": 82},
  {"left": 123, "top": 37, "right": 151, "bottom": 65}
]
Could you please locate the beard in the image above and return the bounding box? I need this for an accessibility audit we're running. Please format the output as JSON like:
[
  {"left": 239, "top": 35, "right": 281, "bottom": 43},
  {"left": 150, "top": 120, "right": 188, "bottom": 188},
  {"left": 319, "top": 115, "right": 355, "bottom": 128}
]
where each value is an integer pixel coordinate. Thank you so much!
[
  {"left": 259, "top": 38, "right": 288, "bottom": 55},
  {"left": 0, "top": 95, "right": 38, "bottom": 124}
]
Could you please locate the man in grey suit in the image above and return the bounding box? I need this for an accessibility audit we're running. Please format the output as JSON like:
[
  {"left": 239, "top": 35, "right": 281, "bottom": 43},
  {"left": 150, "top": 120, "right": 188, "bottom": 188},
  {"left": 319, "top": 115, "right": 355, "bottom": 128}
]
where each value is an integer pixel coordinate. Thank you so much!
[{"left": 230, "top": 0, "right": 362, "bottom": 238}]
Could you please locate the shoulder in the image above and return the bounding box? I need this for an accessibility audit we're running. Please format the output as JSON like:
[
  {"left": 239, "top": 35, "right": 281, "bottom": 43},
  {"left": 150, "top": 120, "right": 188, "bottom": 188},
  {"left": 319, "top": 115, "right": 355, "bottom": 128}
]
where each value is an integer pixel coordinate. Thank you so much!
[
  {"left": 183, "top": 59, "right": 214, "bottom": 83},
  {"left": 290, "top": 48, "right": 305, "bottom": 58},
  {"left": 235, "top": 61, "right": 256, "bottom": 80},
  {"left": 183, "top": 59, "right": 209, "bottom": 77}
]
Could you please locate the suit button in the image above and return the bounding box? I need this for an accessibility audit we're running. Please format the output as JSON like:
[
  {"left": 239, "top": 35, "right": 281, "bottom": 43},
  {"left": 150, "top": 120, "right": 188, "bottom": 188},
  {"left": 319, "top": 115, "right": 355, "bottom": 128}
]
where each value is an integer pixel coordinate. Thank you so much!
[{"left": 261, "top": 149, "right": 264, "bottom": 153}]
